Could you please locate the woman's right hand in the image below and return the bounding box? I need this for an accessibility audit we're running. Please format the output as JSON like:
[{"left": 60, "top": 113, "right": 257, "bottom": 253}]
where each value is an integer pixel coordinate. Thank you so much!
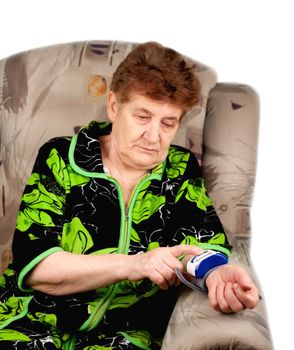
[{"left": 126, "top": 245, "right": 203, "bottom": 290}]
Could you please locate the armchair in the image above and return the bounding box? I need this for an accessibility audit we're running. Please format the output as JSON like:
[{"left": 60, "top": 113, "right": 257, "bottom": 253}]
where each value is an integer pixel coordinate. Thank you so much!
[{"left": 0, "top": 40, "right": 273, "bottom": 349}]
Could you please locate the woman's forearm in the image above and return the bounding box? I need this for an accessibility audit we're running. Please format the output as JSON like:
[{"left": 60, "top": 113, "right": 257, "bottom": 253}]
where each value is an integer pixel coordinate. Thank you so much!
[
  {"left": 26, "top": 245, "right": 201, "bottom": 296},
  {"left": 26, "top": 251, "right": 131, "bottom": 295}
]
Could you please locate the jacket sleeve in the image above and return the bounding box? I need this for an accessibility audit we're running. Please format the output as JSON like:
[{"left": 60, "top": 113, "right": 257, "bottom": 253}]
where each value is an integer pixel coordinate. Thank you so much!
[
  {"left": 12, "top": 138, "right": 70, "bottom": 291},
  {"left": 168, "top": 147, "right": 232, "bottom": 257}
]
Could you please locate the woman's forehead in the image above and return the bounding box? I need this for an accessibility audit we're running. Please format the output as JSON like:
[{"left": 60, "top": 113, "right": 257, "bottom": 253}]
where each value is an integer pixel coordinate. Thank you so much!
[{"left": 124, "top": 93, "right": 183, "bottom": 117}]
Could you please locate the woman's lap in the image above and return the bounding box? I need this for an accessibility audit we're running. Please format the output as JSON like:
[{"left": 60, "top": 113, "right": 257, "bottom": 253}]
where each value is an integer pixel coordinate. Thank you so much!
[
  {"left": 0, "top": 317, "right": 157, "bottom": 350},
  {"left": 0, "top": 316, "right": 59, "bottom": 349}
]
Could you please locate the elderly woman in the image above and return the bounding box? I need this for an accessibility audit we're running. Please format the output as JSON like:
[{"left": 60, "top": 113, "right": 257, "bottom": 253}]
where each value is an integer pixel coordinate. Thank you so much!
[{"left": 0, "top": 42, "right": 259, "bottom": 349}]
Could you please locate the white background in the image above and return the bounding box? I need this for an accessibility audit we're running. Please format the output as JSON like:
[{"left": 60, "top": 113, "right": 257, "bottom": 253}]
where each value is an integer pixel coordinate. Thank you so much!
[{"left": 1, "top": 1, "right": 293, "bottom": 348}]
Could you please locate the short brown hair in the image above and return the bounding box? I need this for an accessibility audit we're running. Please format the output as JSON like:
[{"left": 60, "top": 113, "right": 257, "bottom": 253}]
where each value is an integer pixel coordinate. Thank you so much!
[{"left": 110, "top": 41, "right": 201, "bottom": 115}]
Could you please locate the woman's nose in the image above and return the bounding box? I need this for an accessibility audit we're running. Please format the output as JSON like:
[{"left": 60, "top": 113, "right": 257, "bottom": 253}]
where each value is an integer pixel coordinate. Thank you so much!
[{"left": 144, "top": 123, "right": 160, "bottom": 143}]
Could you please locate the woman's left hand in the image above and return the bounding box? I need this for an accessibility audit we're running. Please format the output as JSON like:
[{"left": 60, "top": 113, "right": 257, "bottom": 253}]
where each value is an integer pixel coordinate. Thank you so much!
[{"left": 205, "top": 264, "right": 260, "bottom": 313}]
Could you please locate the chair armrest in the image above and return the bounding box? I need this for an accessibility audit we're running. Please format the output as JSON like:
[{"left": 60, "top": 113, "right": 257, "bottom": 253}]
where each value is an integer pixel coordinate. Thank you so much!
[
  {"left": 161, "top": 282, "right": 273, "bottom": 350},
  {"left": 162, "top": 236, "right": 273, "bottom": 349}
]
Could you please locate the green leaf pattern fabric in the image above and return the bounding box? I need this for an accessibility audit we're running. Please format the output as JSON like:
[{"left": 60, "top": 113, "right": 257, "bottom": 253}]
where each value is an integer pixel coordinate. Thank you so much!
[
  {"left": 61, "top": 218, "right": 94, "bottom": 254},
  {"left": 0, "top": 121, "right": 231, "bottom": 349}
]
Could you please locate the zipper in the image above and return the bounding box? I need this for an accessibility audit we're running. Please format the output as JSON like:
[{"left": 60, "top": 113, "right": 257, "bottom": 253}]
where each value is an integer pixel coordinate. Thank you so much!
[
  {"left": 118, "top": 171, "right": 156, "bottom": 253},
  {"left": 79, "top": 283, "right": 119, "bottom": 332},
  {"left": 68, "top": 129, "right": 164, "bottom": 333},
  {"left": 80, "top": 173, "right": 157, "bottom": 332},
  {"left": 122, "top": 206, "right": 129, "bottom": 253}
]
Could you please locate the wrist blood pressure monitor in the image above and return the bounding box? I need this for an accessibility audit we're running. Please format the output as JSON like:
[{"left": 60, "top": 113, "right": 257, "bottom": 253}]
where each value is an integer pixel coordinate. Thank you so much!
[{"left": 175, "top": 250, "right": 228, "bottom": 293}]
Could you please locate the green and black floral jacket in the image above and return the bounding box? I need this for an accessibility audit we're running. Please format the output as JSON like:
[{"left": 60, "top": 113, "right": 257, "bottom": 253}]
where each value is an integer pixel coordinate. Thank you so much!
[{"left": 0, "top": 121, "right": 232, "bottom": 347}]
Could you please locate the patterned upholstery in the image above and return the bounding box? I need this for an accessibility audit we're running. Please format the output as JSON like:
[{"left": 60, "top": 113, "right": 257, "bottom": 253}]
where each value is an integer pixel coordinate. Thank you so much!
[
  {"left": 162, "top": 83, "right": 273, "bottom": 349},
  {"left": 0, "top": 40, "right": 273, "bottom": 349}
]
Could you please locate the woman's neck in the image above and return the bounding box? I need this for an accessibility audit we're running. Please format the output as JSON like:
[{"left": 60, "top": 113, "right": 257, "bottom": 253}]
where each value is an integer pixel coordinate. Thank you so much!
[{"left": 100, "top": 135, "right": 148, "bottom": 206}]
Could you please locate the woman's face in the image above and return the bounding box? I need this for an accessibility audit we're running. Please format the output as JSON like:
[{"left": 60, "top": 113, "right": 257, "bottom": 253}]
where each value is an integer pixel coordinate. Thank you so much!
[{"left": 107, "top": 91, "right": 183, "bottom": 171}]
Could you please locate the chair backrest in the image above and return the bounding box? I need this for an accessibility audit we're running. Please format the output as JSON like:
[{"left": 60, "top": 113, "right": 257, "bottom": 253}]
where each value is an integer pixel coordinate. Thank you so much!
[
  {"left": 203, "top": 83, "right": 259, "bottom": 247},
  {"left": 0, "top": 40, "right": 218, "bottom": 261}
]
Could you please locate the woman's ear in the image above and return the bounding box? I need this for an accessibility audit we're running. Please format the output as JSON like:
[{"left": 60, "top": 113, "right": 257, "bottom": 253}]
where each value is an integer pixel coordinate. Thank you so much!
[{"left": 107, "top": 91, "right": 118, "bottom": 122}]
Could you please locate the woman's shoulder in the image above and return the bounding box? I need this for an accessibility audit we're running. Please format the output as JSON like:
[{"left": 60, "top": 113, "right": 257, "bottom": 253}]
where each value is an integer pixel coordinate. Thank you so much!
[
  {"left": 167, "top": 144, "right": 201, "bottom": 177},
  {"left": 168, "top": 144, "right": 197, "bottom": 163},
  {"left": 37, "top": 135, "right": 73, "bottom": 160}
]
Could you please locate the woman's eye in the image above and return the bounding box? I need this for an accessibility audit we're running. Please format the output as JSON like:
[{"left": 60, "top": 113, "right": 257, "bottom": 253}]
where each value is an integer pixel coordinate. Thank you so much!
[
  {"left": 137, "top": 115, "right": 149, "bottom": 120},
  {"left": 162, "top": 121, "right": 175, "bottom": 128}
]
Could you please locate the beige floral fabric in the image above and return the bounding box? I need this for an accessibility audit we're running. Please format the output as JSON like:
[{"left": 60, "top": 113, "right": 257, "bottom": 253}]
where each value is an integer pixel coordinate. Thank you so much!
[
  {"left": 203, "top": 83, "right": 260, "bottom": 242},
  {"left": 0, "top": 40, "right": 273, "bottom": 349}
]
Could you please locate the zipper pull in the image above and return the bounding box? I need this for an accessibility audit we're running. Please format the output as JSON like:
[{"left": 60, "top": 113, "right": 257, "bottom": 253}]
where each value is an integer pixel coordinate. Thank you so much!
[{"left": 125, "top": 207, "right": 129, "bottom": 219}]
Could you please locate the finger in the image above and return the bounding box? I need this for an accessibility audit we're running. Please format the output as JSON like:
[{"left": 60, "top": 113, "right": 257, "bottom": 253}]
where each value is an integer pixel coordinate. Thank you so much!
[
  {"left": 156, "top": 261, "right": 178, "bottom": 287},
  {"left": 162, "top": 253, "right": 183, "bottom": 271},
  {"left": 175, "top": 275, "right": 182, "bottom": 287},
  {"left": 208, "top": 281, "right": 221, "bottom": 312},
  {"left": 150, "top": 269, "right": 170, "bottom": 290},
  {"left": 216, "top": 282, "right": 232, "bottom": 313},
  {"left": 234, "top": 267, "right": 256, "bottom": 291},
  {"left": 233, "top": 283, "right": 259, "bottom": 309},
  {"left": 170, "top": 244, "right": 204, "bottom": 258},
  {"left": 224, "top": 282, "right": 245, "bottom": 313}
]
